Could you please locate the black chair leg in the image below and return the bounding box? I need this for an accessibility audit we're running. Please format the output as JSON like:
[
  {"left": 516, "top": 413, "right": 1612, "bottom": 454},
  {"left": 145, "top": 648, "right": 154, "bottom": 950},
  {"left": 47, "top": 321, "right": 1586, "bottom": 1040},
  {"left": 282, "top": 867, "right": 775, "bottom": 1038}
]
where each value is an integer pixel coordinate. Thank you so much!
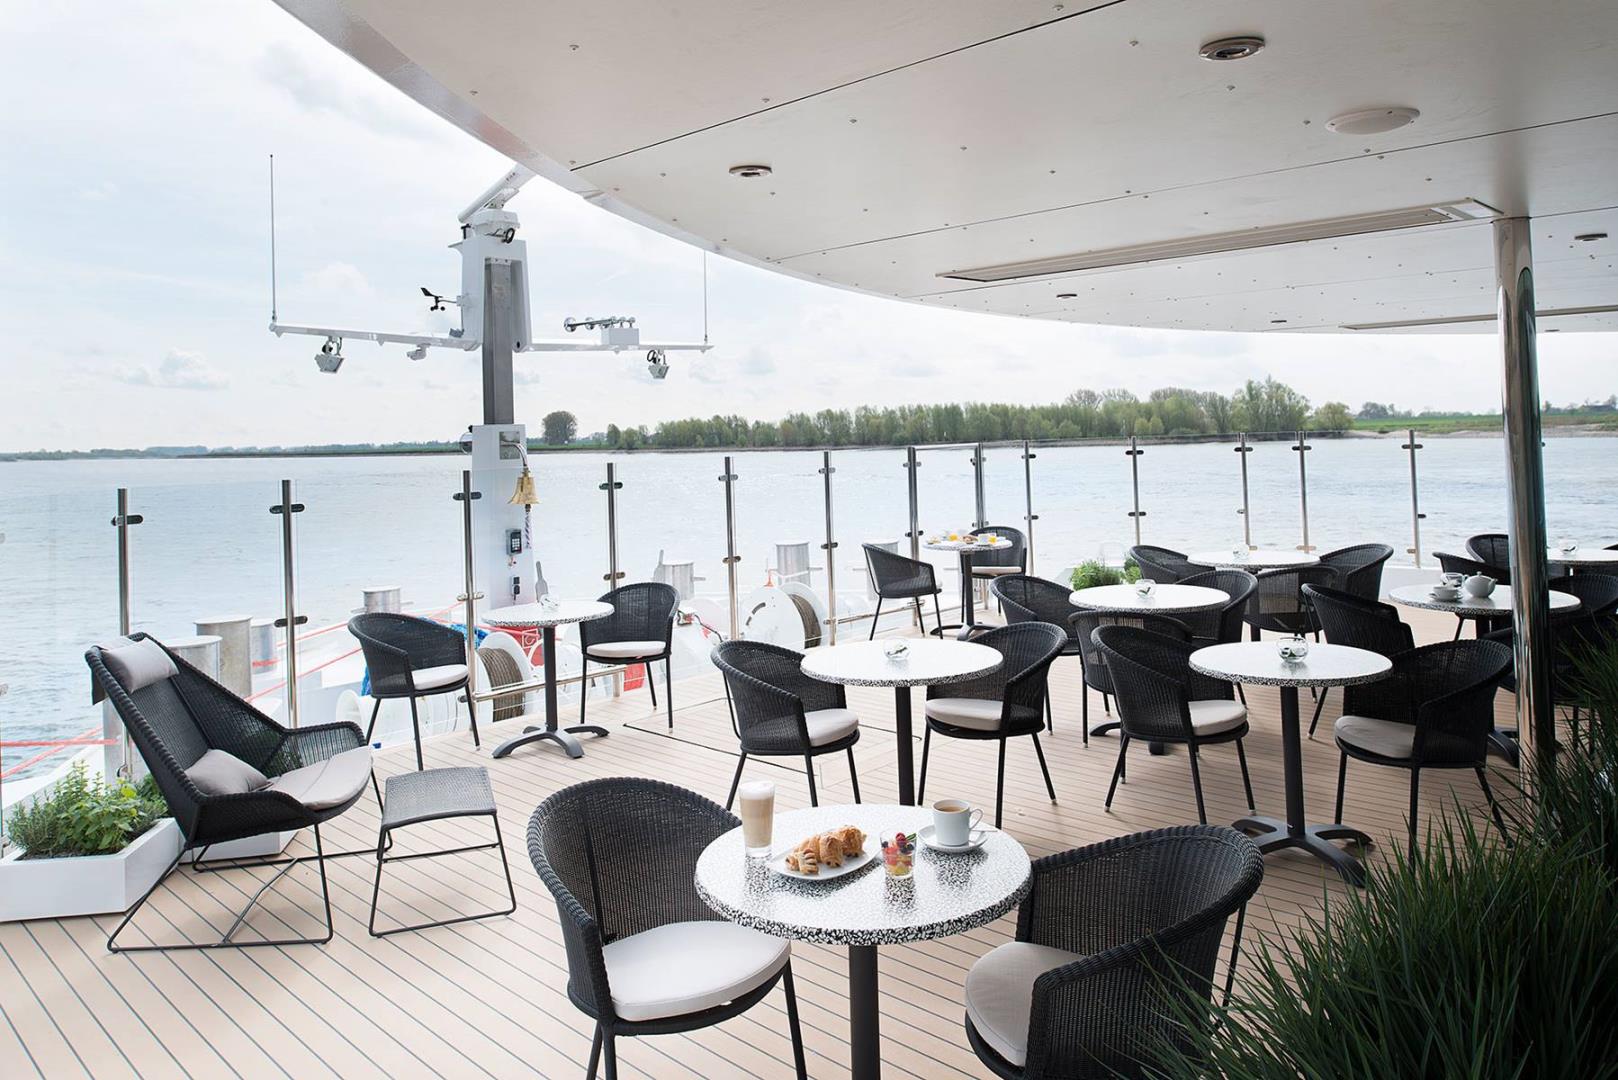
[
  {"left": 869, "top": 598, "right": 883, "bottom": 640},
  {"left": 1080, "top": 676, "right": 1089, "bottom": 745},
  {"left": 603, "top": 1029, "right": 618, "bottom": 1080},
  {"left": 1237, "top": 684, "right": 1246, "bottom": 707},
  {"left": 726, "top": 752, "right": 748, "bottom": 811},
  {"left": 917, "top": 725, "right": 932, "bottom": 805},
  {"left": 1031, "top": 733, "right": 1056, "bottom": 803},
  {"left": 1102, "top": 692, "right": 1111, "bottom": 716},
  {"left": 994, "top": 738, "right": 1007, "bottom": 829},
  {"left": 664, "top": 657, "right": 674, "bottom": 730},
  {"left": 783, "top": 963, "right": 809, "bottom": 1080},
  {"left": 1235, "top": 738, "right": 1255, "bottom": 811},
  {"left": 1308, "top": 689, "right": 1327, "bottom": 738},
  {"left": 847, "top": 747, "right": 862, "bottom": 803},
  {"left": 1334, "top": 751, "right": 1348, "bottom": 824},
  {"left": 463, "top": 685, "right": 481, "bottom": 748},
  {"left": 365, "top": 698, "right": 382, "bottom": 744},
  {"left": 1187, "top": 744, "right": 1208, "bottom": 825},
  {"left": 408, "top": 697, "right": 424, "bottom": 771},
  {"left": 1045, "top": 694, "right": 1053, "bottom": 734},
  {"left": 1407, "top": 769, "right": 1421, "bottom": 859},
  {"left": 647, "top": 664, "right": 657, "bottom": 708},
  {"left": 804, "top": 755, "right": 818, "bottom": 806},
  {"left": 1475, "top": 766, "right": 1509, "bottom": 841},
  {"left": 587, "top": 1026, "right": 604, "bottom": 1080},
  {"left": 932, "top": 593, "right": 944, "bottom": 636},
  {"left": 1105, "top": 736, "right": 1130, "bottom": 809}
]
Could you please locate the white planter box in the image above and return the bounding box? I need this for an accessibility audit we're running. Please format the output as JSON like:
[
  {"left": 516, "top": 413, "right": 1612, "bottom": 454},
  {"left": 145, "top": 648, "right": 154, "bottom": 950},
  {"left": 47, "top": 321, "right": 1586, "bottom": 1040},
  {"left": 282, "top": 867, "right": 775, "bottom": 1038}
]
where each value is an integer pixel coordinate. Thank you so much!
[
  {"left": 183, "top": 829, "right": 297, "bottom": 864},
  {"left": 0, "top": 818, "right": 184, "bottom": 923}
]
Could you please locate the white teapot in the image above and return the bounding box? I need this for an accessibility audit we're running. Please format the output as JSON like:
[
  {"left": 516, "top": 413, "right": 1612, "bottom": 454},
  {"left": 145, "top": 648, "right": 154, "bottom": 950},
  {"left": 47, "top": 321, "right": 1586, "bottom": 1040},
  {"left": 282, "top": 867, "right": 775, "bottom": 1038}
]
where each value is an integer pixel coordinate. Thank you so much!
[{"left": 1463, "top": 573, "right": 1497, "bottom": 598}]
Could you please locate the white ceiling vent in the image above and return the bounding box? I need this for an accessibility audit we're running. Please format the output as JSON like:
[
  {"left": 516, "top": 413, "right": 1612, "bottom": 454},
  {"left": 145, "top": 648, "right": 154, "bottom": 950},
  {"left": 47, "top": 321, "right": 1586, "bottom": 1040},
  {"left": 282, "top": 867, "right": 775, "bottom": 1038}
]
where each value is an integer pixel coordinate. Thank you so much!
[{"left": 938, "top": 200, "right": 1500, "bottom": 283}]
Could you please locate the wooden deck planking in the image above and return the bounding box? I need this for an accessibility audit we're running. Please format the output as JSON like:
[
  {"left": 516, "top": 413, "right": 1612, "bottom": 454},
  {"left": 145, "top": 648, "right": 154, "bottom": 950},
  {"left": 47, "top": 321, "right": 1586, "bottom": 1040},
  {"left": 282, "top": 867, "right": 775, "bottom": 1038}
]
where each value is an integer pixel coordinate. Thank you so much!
[{"left": 2, "top": 606, "right": 1529, "bottom": 1079}]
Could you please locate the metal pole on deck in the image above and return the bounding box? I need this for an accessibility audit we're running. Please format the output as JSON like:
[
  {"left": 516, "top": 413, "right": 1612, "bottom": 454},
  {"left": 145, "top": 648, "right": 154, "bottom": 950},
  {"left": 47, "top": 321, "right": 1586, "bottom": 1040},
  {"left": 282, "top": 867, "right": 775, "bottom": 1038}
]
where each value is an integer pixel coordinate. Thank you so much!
[
  {"left": 1292, "top": 430, "right": 1313, "bottom": 552},
  {"left": 1403, "top": 429, "right": 1426, "bottom": 568},
  {"left": 1234, "top": 433, "right": 1253, "bottom": 550},
  {"left": 971, "top": 443, "right": 987, "bottom": 531},
  {"left": 1125, "top": 436, "right": 1144, "bottom": 545},
  {"left": 1021, "top": 440, "right": 1038, "bottom": 576},
  {"left": 720, "top": 456, "right": 740, "bottom": 640},
  {"left": 601, "top": 463, "right": 624, "bottom": 585},
  {"left": 820, "top": 451, "right": 838, "bottom": 645},
  {"left": 1494, "top": 216, "right": 1554, "bottom": 779},
  {"left": 270, "top": 481, "right": 306, "bottom": 727},
  {"left": 904, "top": 447, "right": 921, "bottom": 561},
  {"left": 112, "top": 489, "right": 143, "bottom": 775},
  {"left": 455, "top": 472, "right": 484, "bottom": 736}
]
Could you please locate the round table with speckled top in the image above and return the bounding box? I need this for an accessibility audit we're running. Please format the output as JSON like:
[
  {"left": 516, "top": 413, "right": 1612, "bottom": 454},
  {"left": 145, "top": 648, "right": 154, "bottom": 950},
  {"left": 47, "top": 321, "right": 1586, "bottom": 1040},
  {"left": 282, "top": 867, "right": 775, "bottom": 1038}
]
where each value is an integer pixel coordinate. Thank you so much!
[{"left": 696, "top": 804, "right": 1031, "bottom": 1080}]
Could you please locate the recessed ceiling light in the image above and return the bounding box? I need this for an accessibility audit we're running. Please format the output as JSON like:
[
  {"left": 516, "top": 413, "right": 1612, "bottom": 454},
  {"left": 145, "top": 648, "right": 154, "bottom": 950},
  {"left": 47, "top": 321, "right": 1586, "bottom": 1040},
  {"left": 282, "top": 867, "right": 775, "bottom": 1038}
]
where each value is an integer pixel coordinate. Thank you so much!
[
  {"left": 1574, "top": 232, "right": 1608, "bottom": 242},
  {"left": 1199, "top": 35, "right": 1265, "bottom": 61},
  {"left": 1325, "top": 107, "right": 1420, "bottom": 135},
  {"left": 1270, "top": 318, "right": 1288, "bottom": 324},
  {"left": 1056, "top": 292, "right": 1077, "bottom": 299},
  {"left": 728, "top": 164, "right": 772, "bottom": 178}
]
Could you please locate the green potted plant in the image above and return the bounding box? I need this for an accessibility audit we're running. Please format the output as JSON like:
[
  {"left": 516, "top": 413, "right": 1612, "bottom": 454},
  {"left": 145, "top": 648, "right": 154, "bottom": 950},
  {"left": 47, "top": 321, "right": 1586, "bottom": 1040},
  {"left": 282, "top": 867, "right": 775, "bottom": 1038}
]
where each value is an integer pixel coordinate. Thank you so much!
[
  {"left": 0, "top": 763, "right": 181, "bottom": 922},
  {"left": 1069, "top": 558, "right": 1142, "bottom": 590}
]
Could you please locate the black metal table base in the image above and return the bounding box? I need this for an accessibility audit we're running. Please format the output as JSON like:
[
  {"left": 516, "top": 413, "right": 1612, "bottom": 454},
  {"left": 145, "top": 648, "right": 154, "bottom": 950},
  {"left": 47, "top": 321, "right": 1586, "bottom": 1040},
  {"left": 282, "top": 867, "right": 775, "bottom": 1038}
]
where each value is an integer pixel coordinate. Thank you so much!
[
  {"left": 893, "top": 686, "right": 915, "bottom": 805},
  {"left": 849, "top": 944, "right": 880, "bottom": 1080},
  {"left": 488, "top": 624, "right": 607, "bottom": 760}
]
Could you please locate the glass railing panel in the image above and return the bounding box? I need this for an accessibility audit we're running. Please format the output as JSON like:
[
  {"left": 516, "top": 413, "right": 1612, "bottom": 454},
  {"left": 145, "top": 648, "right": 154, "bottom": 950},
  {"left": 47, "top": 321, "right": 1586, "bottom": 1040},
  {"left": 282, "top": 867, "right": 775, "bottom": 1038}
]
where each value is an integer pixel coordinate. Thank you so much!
[
  {"left": 612, "top": 450, "right": 731, "bottom": 638},
  {"left": 730, "top": 449, "right": 834, "bottom": 643},
  {"left": 1027, "top": 440, "right": 1134, "bottom": 580},
  {"left": 1408, "top": 434, "right": 1506, "bottom": 559},
  {"left": 1543, "top": 435, "right": 1617, "bottom": 552},
  {"left": 830, "top": 447, "right": 914, "bottom": 633},
  {"left": 1297, "top": 433, "right": 1414, "bottom": 560},
  {"left": 980, "top": 442, "right": 1030, "bottom": 557},
  {"left": 529, "top": 448, "right": 612, "bottom": 600}
]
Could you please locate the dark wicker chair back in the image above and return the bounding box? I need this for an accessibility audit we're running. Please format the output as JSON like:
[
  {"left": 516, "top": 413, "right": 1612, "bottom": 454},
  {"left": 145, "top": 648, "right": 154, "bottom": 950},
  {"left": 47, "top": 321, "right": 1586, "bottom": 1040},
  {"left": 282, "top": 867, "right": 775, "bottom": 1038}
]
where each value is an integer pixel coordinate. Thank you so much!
[
  {"left": 1317, "top": 543, "right": 1394, "bottom": 600},
  {"left": 1436, "top": 551, "right": 1509, "bottom": 587},
  {"left": 1128, "top": 545, "right": 1195, "bottom": 583},
  {"left": 348, "top": 611, "right": 468, "bottom": 698},
  {"left": 1467, "top": 533, "right": 1512, "bottom": 569},
  {"left": 972, "top": 525, "right": 1027, "bottom": 572},
  {"left": 926, "top": 621, "right": 1066, "bottom": 729},
  {"left": 1177, "top": 569, "right": 1257, "bottom": 643},
  {"left": 1301, "top": 584, "right": 1414, "bottom": 656},
  {"left": 990, "top": 826, "right": 1264, "bottom": 1079},
  {"left": 712, "top": 640, "right": 846, "bottom": 754},
  {"left": 582, "top": 582, "right": 679, "bottom": 652},
  {"left": 527, "top": 779, "right": 735, "bottom": 1021},
  {"left": 862, "top": 543, "right": 939, "bottom": 599},
  {"left": 1091, "top": 625, "right": 1235, "bottom": 743},
  {"left": 993, "top": 574, "right": 1084, "bottom": 646},
  {"left": 1067, "top": 610, "right": 1191, "bottom": 697},
  {"left": 1246, "top": 565, "right": 1338, "bottom": 635},
  {"left": 1550, "top": 573, "right": 1618, "bottom": 619},
  {"left": 1342, "top": 639, "right": 1511, "bottom": 765}
]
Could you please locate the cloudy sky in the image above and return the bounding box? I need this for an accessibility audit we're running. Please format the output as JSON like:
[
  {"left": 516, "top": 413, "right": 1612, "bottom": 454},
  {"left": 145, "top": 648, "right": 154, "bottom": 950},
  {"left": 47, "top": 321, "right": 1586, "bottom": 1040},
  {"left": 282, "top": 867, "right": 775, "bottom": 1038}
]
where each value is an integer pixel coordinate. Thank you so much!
[{"left": 2, "top": 0, "right": 1612, "bottom": 452}]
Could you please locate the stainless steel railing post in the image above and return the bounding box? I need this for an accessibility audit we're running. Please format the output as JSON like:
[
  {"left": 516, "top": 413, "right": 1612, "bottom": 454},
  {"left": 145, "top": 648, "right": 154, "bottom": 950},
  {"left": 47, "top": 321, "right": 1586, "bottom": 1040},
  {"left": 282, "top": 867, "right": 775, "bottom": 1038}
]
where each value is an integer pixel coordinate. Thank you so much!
[
  {"left": 454, "top": 471, "right": 485, "bottom": 723},
  {"left": 1125, "top": 436, "right": 1145, "bottom": 544},
  {"left": 1402, "top": 428, "right": 1425, "bottom": 568},
  {"left": 819, "top": 450, "right": 838, "bottom": 646},
  {"left": 720, "top": 455, "right": 740, "bottom": 640},
  {"left": 1021, "top": 440, "right": 1038, "bottom": 576},
  {"left": 1234, "top": 433, "right": 1254, "bottom": 550},
  {"left": 904, "top": 446, "right": 921, "bottom": 561},
  {"left": 601, "top": 462, "right": 624, "bottom": 585},
  {"left": 971, "top": 442, "right": 987, "bottom": 531},
  {"left": 1291, "top": 430, "right": 1314, "bottom": 552},
  {"left": 270, "top": 480, "right": 307, "bottom": 727},
  {"left": 111, "top": 488, "right": 143, "bottom": 776}
]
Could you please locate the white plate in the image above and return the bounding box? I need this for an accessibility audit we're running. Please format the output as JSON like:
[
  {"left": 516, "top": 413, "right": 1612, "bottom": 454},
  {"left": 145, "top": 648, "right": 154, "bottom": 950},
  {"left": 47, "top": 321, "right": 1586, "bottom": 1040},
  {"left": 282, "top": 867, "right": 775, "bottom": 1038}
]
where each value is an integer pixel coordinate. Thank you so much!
[
  {"left": 919, "top": 824, "right": 990, "bottom": 853},
  {"left": 771, "top": 846, "right": 876, "bottom": 881}
]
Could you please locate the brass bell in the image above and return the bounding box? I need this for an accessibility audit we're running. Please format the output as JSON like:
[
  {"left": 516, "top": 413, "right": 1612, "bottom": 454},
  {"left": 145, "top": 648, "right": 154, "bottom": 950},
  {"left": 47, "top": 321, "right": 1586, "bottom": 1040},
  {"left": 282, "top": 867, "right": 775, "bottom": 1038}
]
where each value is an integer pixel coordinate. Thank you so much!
[{"left": 510, "top": 466, "right": 538, "bottom": 507}]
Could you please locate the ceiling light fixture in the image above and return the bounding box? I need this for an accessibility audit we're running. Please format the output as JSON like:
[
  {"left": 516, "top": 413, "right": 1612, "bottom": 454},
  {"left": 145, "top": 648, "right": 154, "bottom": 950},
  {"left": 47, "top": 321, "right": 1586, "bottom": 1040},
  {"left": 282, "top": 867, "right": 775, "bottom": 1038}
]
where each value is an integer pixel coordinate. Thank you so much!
[
  {"left": 1056, "top": 292, "right": 1077, "bottom": 299},
  {"left": 1199, "top": 35, "right": 1265, "bottom": 61},
  {"left": 1325, "top": 107, "right": 1420, "bottom": 135},
  {"left": 728, "top": 164, "right": 773, "bottom": 178},
  {"left": 939, "top": 200, "right": 1499, "bottom": 283},
  {"left": 1574, "top": 232, "right": 1608, "bottom": 242}
]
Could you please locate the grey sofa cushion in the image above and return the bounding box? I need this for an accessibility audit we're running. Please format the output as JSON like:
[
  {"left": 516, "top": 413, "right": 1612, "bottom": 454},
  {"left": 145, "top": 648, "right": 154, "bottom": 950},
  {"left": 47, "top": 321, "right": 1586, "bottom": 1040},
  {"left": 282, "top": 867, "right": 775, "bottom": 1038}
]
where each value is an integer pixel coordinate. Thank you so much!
[
  {"left": 100, "top": 637, "right": 178, "bottom": 692},
  {"left": 186, "top": 749, "right": 270, "bottom": 796},
  {"left": 266, "top": 746, "right": 374, "bottom": 811}
]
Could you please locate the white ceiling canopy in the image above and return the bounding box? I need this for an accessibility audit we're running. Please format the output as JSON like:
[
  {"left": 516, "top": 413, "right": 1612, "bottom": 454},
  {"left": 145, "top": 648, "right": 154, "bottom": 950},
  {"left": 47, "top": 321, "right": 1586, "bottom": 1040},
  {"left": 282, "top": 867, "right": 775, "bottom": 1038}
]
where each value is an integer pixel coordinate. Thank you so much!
[{"left": 274, "top": 0, "right": 1618, "bottom": 332}]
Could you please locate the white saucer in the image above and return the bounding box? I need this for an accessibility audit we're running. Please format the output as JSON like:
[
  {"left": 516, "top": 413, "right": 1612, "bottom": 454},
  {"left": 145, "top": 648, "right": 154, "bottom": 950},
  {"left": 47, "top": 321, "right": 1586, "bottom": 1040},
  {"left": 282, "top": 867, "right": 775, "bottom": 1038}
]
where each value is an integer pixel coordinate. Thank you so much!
[{"left": 919, "top": 824, "right": 989, "bottom": 853}]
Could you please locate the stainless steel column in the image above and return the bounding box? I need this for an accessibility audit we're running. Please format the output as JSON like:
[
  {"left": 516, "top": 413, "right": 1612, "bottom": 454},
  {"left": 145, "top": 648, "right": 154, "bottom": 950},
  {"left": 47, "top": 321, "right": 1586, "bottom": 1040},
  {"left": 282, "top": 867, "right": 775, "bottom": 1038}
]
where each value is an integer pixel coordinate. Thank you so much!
[
  {"left": 455, "top": 471, "right": 484, "bottom": 724},
  {"left": 720, "top": 456, "right": 740, "bottom": 640},
  {"left": 1234, "top": 433, "right": 1253, "bottom": 549},
  {"left": 1403, "top": 429, "right": 1426, "bottom": 568},
  {"left": 600, "top": 462, "right": 624, "bottom": 585},
  {"left": 820, "top": 450, "right": 838, "bottom": 646},
  {"left": 1291, "top": 430, "right": 1313, "bottom": 552},
  {"left": 270, "top": 480, "right": 306, "bottom": 727},
  {"left": 1125, "top": 436, "right": 1144, "bottom": 544},
  {"left": 111, "top": 488, "right": 143, "bottom": 775},
  {"left": 904, "top": 447, "right": 921, "bottom": 560},
  {"left": 1495, "top": 216, "right": 1553, "bottom": 776},
  {"left": 481, "top": 261, "right": 516, "bottom": 426},
  {"left": 1021, "top": 440, "right": 1038, "bottom": 576},
  {"left": 971, "top": 443, "right": 987, "bottom": 531}
]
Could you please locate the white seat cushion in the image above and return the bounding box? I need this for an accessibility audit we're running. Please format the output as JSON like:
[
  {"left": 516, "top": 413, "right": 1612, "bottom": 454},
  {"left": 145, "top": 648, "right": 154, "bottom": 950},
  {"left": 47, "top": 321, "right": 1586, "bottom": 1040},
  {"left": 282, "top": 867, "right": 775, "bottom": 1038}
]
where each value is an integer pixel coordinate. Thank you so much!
[
  {"left": 602, "top": 921, "right": 790, "bottom": 1022},
  {"left": 411, "top": 663, "right": 467, "bottom": 690},
  {"left": 971, "top": 565, "right": 1022, "bottom": 577},
  {"left": 924, "top": 697, "right": 1003, "bottom": 731},
  {"left": 586, "top": 640, "right": 667, "bottom": 660},
  {"left": 965, "top": 941, "right": 1083, "bottom": 1067},
  {"left": 1335, "top": 714, "right": 1416, "bottom": 759},
  {"left": 265, "top": 746, "right": 374, "bottom": 811},
  {"left": 1188, "top": 699, "right": 1247, "bottom": 736},
  {"left": 804, "top": 707, "right": 860, "bottom": 746}
]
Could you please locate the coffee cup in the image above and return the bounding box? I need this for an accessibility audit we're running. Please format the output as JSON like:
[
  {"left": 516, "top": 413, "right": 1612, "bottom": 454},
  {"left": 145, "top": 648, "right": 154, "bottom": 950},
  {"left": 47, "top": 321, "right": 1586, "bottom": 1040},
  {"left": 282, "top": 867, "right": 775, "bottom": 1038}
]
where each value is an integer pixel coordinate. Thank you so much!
[{"left": 932, "top": 799, "right": 984, "bottom": 847}]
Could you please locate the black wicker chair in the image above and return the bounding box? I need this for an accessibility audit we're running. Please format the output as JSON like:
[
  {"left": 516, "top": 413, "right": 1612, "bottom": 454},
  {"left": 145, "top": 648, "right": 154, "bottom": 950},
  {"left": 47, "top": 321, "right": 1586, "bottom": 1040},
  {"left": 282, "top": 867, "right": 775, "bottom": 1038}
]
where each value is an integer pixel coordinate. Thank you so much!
[
  {"left": 580, "top": 582, "right": 679, "bottom": 729},
  {"left": 1315, "top": 543, "right": 1393, "bottom": 601},
  {"left": 1550, "top": 572, "right": 1618, "bottom": 619},
  {"left": 1332, "top": 639, "right": 1512, "bottom": 856},
  {"left": 1483, "top": 575, "right": 1618, "bottom": 751},
  {"left": 972, "top": 525, "right": 1029, "bottom": 584},
  {"left": 992, "top": 574, "right": 1092, "bottom": 733},
  {"left": 87, "top": 634, "right": 377, "bottom": 952},
  {"left": 1091, "top": 626, "right": 1256, "bottom": 825},
  {"left": 1435, "top": 552, "right": 1512, "bottom": 638},
  {"left": 1300, "top": 584, "right": 1415, "bottom": 738},
  {"left": 1467, "top": 533, "right": 1512, "bottom": 570},
  {"left": 1127, "top": 545, "right": 1195, "bottom": 584},
  {"left": 711, "top": 640, "right": 862, "bottom": 808},
  {"left": 528, "top": 779, "right": 807, "bottom": 1080},
  {"left": 917, "top": 622, "right": 1067, "bottom": 828},
  {"left": 1175, "top": 569, "right": 1256, "bottom": 647},
  {"left": 1243, "top": 565, "right": 1337, "bottom": 640},
  {"left": 349, "top": 612, "right": 476, "bottom": 771},
  {"left": 1067, "top": 609, "right": 1191, "bottom": 744},
  {"left": 963, "top": 825, "right": 1264, "bottom": 1080},
  {"left": 862, "top": 543, "right": 945, "bottom": 639}
]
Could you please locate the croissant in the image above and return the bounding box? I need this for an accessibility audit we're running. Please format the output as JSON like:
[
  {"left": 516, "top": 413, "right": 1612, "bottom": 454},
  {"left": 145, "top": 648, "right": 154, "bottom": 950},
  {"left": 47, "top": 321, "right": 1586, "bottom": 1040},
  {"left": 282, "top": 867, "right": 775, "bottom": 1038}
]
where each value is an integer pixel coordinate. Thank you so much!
[
  {"left": 787, "top": 845, "right": 819, "bottom": 873},
  {"left": 836, "top": 826, "right": 866, "bottom": 857},
  {"left": 816, "top": 832, "right": 845, "bottom": 868}
]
